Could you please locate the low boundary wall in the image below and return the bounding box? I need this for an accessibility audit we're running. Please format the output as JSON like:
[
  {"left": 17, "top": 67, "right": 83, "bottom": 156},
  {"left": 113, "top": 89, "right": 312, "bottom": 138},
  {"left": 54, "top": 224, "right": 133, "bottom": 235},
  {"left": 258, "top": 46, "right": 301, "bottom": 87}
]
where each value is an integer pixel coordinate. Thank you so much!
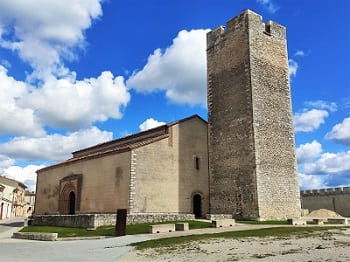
[
  {"left": 30, "top": 213, "right": 195, "bottom": 228},
  {"left": 301, "top": 187, "right": 350, "bottom": 217}
]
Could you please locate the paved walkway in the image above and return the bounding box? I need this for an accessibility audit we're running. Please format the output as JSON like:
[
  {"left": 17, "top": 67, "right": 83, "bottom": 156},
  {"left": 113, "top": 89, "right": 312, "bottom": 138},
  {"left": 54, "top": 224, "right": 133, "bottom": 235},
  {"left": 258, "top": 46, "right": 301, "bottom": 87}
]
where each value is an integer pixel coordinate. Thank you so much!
[
  {"left": 0, "top": 217, "right": 24, "bottom": 239},
  {"left": 1, "top": 220, "right": 347, "bottom": 261}
]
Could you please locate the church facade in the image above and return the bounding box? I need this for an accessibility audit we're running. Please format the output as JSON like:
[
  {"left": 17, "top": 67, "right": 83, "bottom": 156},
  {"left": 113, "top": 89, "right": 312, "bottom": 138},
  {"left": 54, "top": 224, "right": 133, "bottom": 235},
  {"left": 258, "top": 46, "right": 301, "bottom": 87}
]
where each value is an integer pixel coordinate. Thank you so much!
[
  {"left": 35, "top": 116, "right": 209, "bottom": 218},
  {"left": 35, "top": 9, "right": 301, "bottom": 222}
]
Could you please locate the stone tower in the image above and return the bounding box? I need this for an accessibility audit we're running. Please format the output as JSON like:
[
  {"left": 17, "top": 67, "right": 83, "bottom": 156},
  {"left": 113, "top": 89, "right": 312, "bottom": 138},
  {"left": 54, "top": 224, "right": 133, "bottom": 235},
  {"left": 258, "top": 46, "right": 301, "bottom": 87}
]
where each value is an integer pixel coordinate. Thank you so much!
[{"left": 207, "top": 10, "right": 301, "bottom": 220}]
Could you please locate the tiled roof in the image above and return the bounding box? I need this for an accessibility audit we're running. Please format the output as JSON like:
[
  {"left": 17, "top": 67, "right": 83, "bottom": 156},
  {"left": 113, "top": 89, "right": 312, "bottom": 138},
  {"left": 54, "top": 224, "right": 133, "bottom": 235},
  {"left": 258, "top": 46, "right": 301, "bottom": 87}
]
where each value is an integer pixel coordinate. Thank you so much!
[
  {"left": 37, "top": 134, "right": 169, "bottom": 173},
  {"left": 72, "top": 114, "right": 207, "bottom": 155},
  {"left": 0, "top": 175, "right": 27, "bottom": 189}
]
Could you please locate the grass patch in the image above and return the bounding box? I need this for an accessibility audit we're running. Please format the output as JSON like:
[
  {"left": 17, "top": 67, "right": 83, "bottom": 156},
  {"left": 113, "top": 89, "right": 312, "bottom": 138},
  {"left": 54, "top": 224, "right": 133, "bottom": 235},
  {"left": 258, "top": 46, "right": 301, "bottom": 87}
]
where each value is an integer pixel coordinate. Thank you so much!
[
  {"left": 20, "top": 226, "right": 115, "bottom": 238},
  {"left": 131, "top": 226, "right": 340, "bottom": 250},
  {"left": 237, "top": 220, "right": 288, "bottom": 225},
  {"left": 20, "top": 220, "right": 211, "bottom": 238}
]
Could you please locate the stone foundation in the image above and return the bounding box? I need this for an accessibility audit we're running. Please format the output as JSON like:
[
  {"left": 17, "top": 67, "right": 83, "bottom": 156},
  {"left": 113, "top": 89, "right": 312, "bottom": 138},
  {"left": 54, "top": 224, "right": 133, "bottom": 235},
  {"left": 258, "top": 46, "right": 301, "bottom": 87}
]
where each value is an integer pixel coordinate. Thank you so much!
[
  {"left": 206, "top": 214, "right": 233, "bottom": 220},
  {"left": 30, "top": 213, "right": 195, "bottom": 228}
]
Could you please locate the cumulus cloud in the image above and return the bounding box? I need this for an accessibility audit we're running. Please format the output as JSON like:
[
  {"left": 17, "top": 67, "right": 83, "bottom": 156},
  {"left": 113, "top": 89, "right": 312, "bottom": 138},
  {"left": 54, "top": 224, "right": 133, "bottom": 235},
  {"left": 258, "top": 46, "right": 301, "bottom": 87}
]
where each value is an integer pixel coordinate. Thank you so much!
[
  {"left": 21, "top": 71, "right": 130, "bottom": 130},
  {"left": 288, "top": 59, "right": 298, "bottom": 78},
  {"left": 0, "top": 127, "right": 113, "bottom": 162},
  {"left": 294, "top": 109, "right": 329, "bottom": 132},
  {"left": 0, "top": 154, "right": 15, "bottom": 173},
  {"left": 325, "top": 117, "right": 350, "bottom": 146},
  {"left": 0, "top": 0, "right": 103, "bottom": 76},
  {"left": 296, "top": 140, "right": 322, "bottom": 164},
  {"left": 0, "top": 65, "right": 44, "bottom": 136},
  {"left": 139, "top": 118, "right": 165, "bottom": 132},
  {"left": 0, "top": 65, "right": 130, "bottom": 132},
  {"left": 304, "top": 100, "right": 337, "bottom": 112},
  {"left": 303, "top": 150, "right": 350, "bottom": 175},
  {"left": 3, "top": 165, "right": 45, "bottom": 191},
  {"left": 299, "top": 173, "right": 327, "bottom": 190},
  {"left": 256, "top": 0, "right": 279, "bottom": 13},
  {"left": 127, "top": 29, "right": 209, "bottom": 106}
]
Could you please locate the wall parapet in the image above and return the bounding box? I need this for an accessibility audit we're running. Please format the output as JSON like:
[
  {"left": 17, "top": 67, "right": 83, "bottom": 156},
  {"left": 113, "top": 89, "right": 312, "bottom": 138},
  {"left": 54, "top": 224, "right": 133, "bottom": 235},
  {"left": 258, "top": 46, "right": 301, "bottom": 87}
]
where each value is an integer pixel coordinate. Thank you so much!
[{"left": 301, "top": 187, "right": 350, "bottom": 196}]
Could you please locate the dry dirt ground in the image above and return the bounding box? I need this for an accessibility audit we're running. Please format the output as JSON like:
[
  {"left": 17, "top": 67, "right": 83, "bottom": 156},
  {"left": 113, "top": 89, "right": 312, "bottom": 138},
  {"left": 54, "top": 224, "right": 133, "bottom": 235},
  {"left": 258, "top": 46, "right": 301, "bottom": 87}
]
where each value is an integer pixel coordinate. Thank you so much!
[{"left": 119, "top": 228, "right": 350, "bottom": 262}]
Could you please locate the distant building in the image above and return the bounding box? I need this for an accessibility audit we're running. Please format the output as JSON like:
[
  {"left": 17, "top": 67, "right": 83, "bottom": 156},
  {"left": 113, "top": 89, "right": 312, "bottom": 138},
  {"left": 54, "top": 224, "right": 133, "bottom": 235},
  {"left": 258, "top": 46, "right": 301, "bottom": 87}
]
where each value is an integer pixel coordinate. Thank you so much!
[
  {"left": 0, "top": 176, "right": 27, "bottom": 219},
  {"left": 24, "top": 191, "right": 36, "bottom": 217}
]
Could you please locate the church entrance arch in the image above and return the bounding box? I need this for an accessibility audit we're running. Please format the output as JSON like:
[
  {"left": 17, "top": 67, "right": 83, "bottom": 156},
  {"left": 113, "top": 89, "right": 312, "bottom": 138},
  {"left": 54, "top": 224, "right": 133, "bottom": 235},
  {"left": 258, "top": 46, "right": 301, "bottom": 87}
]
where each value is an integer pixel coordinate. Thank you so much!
[
  {"left": 58, "top": 174, "right": 82, "bottom": 214},
  {"left": 193, "top": 194, "right": 202, "bottom": 218},
  {"left": 68, "top": 191, "right": 76, "bottom": 215}
]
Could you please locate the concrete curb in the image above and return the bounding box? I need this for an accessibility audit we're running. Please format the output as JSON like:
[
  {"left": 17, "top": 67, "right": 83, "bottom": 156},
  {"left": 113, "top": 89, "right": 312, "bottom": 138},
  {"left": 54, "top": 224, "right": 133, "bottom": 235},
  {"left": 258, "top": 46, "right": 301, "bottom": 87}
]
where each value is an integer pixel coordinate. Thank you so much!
[
  {"left": 12, "top": 232, "right": 58, "bottom": 241},
  {"left": 57, "top": 236, "right": 114, "bottom": 241}
]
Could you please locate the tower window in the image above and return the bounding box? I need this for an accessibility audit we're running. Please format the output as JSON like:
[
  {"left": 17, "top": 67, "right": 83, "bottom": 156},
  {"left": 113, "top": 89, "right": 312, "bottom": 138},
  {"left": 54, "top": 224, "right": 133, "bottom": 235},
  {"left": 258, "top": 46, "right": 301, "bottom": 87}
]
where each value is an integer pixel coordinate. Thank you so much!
[{"left": 194, "top": 156, "right": 200, "bottom": 170}]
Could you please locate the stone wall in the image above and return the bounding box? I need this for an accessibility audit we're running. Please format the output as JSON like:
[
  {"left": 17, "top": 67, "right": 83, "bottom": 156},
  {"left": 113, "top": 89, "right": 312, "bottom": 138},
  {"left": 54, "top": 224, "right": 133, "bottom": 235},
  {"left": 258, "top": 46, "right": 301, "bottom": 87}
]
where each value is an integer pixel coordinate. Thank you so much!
[
  {"left": 31, "top": 213, "right": 195, "bottom": 228},
  {"left": 248, "top": 11, "right": 301, "bottom": 220},
  {"left": 132, "top": 117, "right": 209, "bottom": 216},
  {"left": 35, "top": 151, "right": 131, "bottom": 215},
  {"left": 207, "top": 9, "right": 300, "bottom": 220},
  {"left": 301, "top": 187, "right": 350, "bottom": 217}
]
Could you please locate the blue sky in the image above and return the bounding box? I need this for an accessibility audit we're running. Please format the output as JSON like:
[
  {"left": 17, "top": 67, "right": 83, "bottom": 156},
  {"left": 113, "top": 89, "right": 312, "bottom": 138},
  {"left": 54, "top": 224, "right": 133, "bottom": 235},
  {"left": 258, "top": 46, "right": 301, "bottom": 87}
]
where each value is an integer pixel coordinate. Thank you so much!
[{"left": 0, "top": 0, "right": 349, "bottom": 191}]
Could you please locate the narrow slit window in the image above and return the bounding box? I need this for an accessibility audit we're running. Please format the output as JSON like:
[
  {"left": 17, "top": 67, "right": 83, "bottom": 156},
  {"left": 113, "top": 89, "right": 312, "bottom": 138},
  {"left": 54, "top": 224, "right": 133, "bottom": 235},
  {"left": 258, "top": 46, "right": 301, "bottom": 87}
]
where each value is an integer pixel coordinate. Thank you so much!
[{"left": 194, "top": 156, "right": 200, "bottom": 170}]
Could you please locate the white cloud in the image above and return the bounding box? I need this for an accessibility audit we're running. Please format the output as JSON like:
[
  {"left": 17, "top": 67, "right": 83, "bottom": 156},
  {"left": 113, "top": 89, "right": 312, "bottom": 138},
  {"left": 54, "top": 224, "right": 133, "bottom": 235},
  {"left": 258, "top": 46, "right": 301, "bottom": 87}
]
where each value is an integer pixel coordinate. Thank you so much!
[
  {"left": 299, "top": 173, "right": 327, "bottom": 190},
  {"left": 3, "top": 165, "right": 45, "bottom": 191},
  {"left": 256, "top": 0, "right": 279, "bottom": 13},
  {"left": 0, "top": 66, "right": 130, "bottom": 133},
  {"left": 0, "top": 154, "right": 14, "bottom": 173},
  {"left": 0, "top": 0, "right": 103, "bottom": 76},
  {"left": 21, "top": 71, "right": 130, "bottom": 130},
  {"left": 304, "top": 150, "right": 350, "bottom": 175},
  {"left": 288, "top": 59, "right": 298, "bottom": 78},
  {"left": 139, "top": 118, "right": 165, "bottom": 132},
  {"left": 325, "top": 117, "right": 350, "bottom": 146},
  {"left": 0, "top": 127, "right": 113, "bottom": 162},
  {"left": 0, "top": 65, "right": 44, "bottom": 136},
  {"left": 294, "top": 50, "right": 305, "bottom": 57},
  {"left": 304, "top": 100, "right": 337, "bottom": 112},
  {"left": 296, "top": 140, "right": 322, "bottom": 164},
  {"left": 294, "top": 109, "right": 329, "bottom": 132},
  {"left": 127, "top": 29, "right": 209, "bottom": 106}
]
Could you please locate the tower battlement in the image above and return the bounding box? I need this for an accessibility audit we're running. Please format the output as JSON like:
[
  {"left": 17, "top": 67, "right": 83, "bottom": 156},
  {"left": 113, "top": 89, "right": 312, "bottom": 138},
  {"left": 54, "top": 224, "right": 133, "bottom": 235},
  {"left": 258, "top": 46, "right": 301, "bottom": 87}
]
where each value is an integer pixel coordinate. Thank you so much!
[
  {"left": 301, "top": 187, "right": 350, "bottom": 196},
  {"left": 207, "top": 9, "right": 286, "bottom": 50}
]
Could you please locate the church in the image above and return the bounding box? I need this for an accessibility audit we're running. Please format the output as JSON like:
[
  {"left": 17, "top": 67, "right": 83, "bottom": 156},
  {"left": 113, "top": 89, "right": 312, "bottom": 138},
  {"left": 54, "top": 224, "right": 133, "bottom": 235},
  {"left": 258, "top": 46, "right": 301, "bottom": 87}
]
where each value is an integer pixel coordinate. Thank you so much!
[{"left": 34, "top": 9, "right": 301, "bottom": 222}]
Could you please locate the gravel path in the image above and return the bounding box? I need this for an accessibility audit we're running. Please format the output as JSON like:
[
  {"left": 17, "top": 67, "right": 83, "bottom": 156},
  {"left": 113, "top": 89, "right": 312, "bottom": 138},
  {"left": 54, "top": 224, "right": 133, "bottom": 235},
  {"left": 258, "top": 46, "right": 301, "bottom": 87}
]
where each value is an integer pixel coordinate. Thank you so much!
[{"left": 120, "top": 228, "right": 350, "bottom": 262}]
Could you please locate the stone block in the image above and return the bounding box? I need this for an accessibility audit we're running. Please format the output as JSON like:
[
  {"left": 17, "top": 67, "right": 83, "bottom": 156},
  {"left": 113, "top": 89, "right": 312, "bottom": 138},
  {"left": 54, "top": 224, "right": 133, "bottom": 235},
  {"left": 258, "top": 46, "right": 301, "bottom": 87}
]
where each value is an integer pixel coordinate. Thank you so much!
[
  {"left": 175, "top": 223, "right": 189, "bottom": 231},
  {"left": 287, "top": 218, "right": 307, "bottom": 225},
  {"left": 149, "top": 224, "right": 175, "bottom": 233},
  {"left": 212, "top": 219, "right": 235, "bottom": 228},
  {"left": 13, "top": 232, "right": 58, "bottom": 241}
]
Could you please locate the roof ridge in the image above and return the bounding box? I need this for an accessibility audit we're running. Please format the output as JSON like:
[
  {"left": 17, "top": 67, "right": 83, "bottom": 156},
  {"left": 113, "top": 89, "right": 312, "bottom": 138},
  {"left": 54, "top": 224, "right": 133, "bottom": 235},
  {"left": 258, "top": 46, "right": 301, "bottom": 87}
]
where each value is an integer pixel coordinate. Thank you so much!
[{"left": 37, "top": 134, "right": 169, "bottom": 173}]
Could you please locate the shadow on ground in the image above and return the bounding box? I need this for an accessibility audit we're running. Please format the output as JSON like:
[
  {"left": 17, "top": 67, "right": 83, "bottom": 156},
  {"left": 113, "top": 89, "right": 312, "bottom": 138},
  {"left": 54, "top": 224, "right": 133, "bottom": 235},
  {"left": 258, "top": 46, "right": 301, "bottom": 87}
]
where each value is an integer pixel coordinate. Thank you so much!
[{"left": 0, "top": 221, "right": 24, "bottom": 227}]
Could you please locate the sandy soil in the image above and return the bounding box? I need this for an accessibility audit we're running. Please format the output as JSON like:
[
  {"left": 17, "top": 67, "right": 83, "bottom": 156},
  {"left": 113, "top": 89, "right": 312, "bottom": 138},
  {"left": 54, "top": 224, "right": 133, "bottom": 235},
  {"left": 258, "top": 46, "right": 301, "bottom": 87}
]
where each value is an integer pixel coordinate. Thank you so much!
[{"left": 119, "top": 228, "right": 350, "bottom": 262}]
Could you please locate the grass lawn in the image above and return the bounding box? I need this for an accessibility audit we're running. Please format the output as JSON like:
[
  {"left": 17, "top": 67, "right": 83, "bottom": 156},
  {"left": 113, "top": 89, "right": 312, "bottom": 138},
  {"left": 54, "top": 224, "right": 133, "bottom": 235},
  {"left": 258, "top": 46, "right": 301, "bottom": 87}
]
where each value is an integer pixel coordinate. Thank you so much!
[
  {"left": 131, "top": 226, "right": 341, "bottom": 250},
  {"left": 20, "top": 220, "right": 211, "bottom": 238}
]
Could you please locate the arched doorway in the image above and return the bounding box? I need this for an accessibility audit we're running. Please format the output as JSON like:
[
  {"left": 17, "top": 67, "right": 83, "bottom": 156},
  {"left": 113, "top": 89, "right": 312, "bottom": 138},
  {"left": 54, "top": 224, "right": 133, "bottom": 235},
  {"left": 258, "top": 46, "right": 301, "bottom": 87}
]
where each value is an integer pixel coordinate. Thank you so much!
[
  {"left": 68, "top": 191, "right": 76, "bottom": 215},
  {"left": 193, "top": 194, "right": 202, "bottom": 218}
]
